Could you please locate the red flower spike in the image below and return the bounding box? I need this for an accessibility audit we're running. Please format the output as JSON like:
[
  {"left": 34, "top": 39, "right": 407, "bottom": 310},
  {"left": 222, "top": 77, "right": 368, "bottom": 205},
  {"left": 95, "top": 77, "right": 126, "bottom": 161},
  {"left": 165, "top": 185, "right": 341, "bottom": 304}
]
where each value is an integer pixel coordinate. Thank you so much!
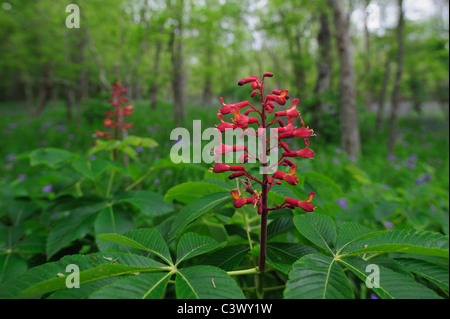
[{"left": 213, "top": 73, "right": 317, "bottom": 222}]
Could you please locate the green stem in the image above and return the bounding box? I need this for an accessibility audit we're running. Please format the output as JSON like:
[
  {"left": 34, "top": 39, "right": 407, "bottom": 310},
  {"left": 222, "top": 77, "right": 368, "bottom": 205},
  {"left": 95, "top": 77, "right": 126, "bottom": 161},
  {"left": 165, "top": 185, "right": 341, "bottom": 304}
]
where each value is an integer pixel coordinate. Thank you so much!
[
  {"left": 242, "top": 212, "right": 253, "bottom": 251},
  {"left": 108, "top": 204, "right": 117, "bottom": 233},
  {"left": 105, "top": 170, "right": 116, "bottom": 198},
  {"left": 125, "top": 167, "right": 154, "bottom": 192},
  {"left": 227, "top": 268, "right": 260, "bottom": 276}
]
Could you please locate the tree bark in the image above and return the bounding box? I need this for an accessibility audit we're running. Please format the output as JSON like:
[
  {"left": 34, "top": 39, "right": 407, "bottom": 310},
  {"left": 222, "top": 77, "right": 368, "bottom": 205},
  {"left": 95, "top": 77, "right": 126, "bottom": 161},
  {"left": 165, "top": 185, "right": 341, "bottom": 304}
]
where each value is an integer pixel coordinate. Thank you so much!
[
  {"left": 364, "top": 0, "right": 372, "bottom": 111},
  {"left": 169, "top": 0, "right": 186, "bottom": 127},
  {"left": 313, "top": 12, "right": 332, "bottom": 129},
  {"left": 34, "top": 63, "right": 53, "bottom": 117},
  {"left": 328, "top": 0, "right": 361, "bottom": 156},
  {"left": 150, "top": 30, "right": 163, "bottom": 110},
  {"left": 376, "top": 58, "right": 391, "bottom": 131},
  {"left": 387, "top": 0, "right": 405, "bottom": 155}
]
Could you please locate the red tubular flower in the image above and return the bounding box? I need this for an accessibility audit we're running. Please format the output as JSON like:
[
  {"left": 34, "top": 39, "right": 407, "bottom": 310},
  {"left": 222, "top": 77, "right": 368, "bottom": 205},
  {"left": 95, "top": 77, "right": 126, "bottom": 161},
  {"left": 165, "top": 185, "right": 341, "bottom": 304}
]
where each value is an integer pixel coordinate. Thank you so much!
[
  {"left": 285, "top": 193, "right": 316, "bottom": 212},
  {"left": 96, "top": 130, "right": 110, "bottom": 139},
  {"left": 296, "top": 148, "right": 315, "bottom": 159},
  {"left": 238, "top": 76, "right": 259, "bottom": 86},
  {"left": 212, "top": 163, "right": 245, "bottom": 173},
  {"left": 104, "top": 118, "right": 115, "bottom": 128},
  {"left": 293, "top": 127, "right": 314, "bottom": 138},
  {"left": 216, "top": 121, "right": 236, "bottom": 132},
  {"left": 274, "top": 98, "right": 300, "bottom": 118},
  {"left": 228, "top": 171, "right": 246, "bottom": 179}
]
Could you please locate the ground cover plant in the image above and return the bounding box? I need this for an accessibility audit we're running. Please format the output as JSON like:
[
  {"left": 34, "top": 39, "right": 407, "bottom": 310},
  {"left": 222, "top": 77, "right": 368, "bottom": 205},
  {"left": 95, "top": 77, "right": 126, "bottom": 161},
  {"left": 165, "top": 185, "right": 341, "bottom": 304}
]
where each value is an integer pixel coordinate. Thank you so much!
[
  {"left": 0, "top": 73, "right": 448, "bottom": 300},
  {"left": 0, "top": 0, "right": 448, "bottom": 301}
]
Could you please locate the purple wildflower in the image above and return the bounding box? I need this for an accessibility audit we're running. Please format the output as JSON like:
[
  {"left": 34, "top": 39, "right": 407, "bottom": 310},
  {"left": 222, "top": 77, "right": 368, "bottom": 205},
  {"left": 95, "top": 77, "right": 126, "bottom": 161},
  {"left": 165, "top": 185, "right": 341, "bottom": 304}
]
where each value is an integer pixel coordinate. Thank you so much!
[
  {"left": 55, "top": 125, "right": 67, "bottom": 132},
  {"left": 333, "top": 157, "right": 340, "bottom": 164},
  {"left": 154, "top": 178, "right": 161, "bottom": 185},
  {"left": 387, "top": 155, "right": 396, "bottom": 162},
  {"left": 335, "top": 198, "right": 348, "bottom": 210},
  {"left": 136, "top": 146, "right": 144, "bottom": 154},
  {"left": 42, "top": 185, "right": 53, "bottom": 193},
  {"left": 415, "top": 178, "right": 425, "bottom": 185},
  {"left": 334, "top": 147, "right": 343, "bottom": 154},
  {"left": 89, "top": 155, "right": 97, "bottom": 161},
  {"left": 409, "top": 154, "right": 418, "bottom": 163},
  {"left": 370, "top": 293, "right": 379, "bottom": 299},
  {"left": 6, "top": 154, "right": 15, "bottom": 162},
  {"left": 17, "top": 174, "right": 27, "bottom": 180},
  {"left": 68, "top": 134, "right": 75, "bottom": 140},
  {"left": 422, "top": 173, "right": 431, "bottom": 181},
  {"left": 383, "top": 221, "right": 394, "bottom": 229},
  {"left": 8, "top": 123, "right": 17, "bottom": 130},
  {"left": 348, "top": 155, "right": 356, "bottom": 162}
]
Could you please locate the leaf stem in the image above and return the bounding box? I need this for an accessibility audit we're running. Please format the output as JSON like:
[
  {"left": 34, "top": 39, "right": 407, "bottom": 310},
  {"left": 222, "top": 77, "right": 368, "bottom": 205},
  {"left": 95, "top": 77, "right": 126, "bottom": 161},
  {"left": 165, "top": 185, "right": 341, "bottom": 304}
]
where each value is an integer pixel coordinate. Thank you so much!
[
  {"left": 105, "top": 170, "right": 116, "bottom": 198},
  {"left": 125, "top": 167, "right": 154, "bottom": 192},
  {"left": 227, "top": 267, "right": 260, "bottom": 276}
]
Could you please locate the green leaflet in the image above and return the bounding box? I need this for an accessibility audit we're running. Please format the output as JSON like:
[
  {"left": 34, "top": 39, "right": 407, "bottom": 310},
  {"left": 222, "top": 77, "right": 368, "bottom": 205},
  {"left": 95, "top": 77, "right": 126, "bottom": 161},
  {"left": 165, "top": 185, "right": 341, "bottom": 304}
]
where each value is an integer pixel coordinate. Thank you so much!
[
  {"left": 284, "top": 253, "right": 354, "bottom": 299},
  {"left": 293, "top": 213, "right": 336, "bottom": 253},
  {"left": 175, "top": 232, "right": 225, "bottom": 266},
  {"left": 340, "top": 257, "right": 442, "bottom": 299},
  {"left": 176, "top": 265, "right": 245, "bottom": 299}
]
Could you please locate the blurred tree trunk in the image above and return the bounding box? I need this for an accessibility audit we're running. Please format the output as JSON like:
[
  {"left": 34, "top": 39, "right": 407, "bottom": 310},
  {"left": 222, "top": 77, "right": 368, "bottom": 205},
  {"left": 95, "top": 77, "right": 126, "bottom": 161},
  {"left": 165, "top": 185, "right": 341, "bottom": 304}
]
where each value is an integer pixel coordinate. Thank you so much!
[
  {"left": 34, "top": 63, "right": 53, "bottom": 117},
  {"left": 376, "top": 58, "right": 391, "bottom": 131},
  {"left": 202, "top": 44, "right": 214, "bottom": 107},
  {"left": 169, "top": 0, "right": 186, "bottom": 127},
  {"left": 150, "top": 29, "right": 164, "bottom": 110},
  {"left": 363, "top": 0, "right": 372, "bottom": 111},
  {"left": 387, "top": 0, "right": 405, "bottom": 155},
  {"left": 328, "top": 0, "right": 361, "bottom": 156},
  {"left": 312, "top": 12, "right": 332, "bottom": 130},
  {"left": 21, "top": 70, "right": 35, "bottom": 115}
]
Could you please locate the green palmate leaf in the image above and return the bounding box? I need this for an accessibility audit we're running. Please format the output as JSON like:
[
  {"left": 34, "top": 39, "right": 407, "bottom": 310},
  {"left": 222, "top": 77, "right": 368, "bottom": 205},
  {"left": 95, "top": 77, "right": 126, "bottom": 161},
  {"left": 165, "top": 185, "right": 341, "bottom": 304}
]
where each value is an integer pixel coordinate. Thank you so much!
[
  {"left": 293, "top": 213, "right": 336, "bottom": 253},
  {"left": 168, "top": 192, "right": 231, "bottom": 241},
  {"left": 0, "top": 252, "right": 167, "bottom": 299},
  {"left": 284, "top": 253, "right": 354, "bottom": 299},
  {"left": 335, "top": 222, "right": 373, "bottom": 252},
  {"left": 114, "top": 191, "right": 174, "bottom": 216},
  {"left": 301, "top": 172, "right": 343, "bottom": 200},
  {"left": 165, "top": 182, "right": 231, "bottom": 204},
  {"left": 395, "top": 258, "right": 449, "bottom": 292},
  {"left": 94, "top": 208, "right": 135, "bottom": 252},
  {"left": 176, "top": 232, "right": 225, "bottom": 266},
  {"left": 200, "top": 245, "right": 250, "bottom": 271},
  {"left": 88, "top": 272, "right": 171, "bottom": 299},
  {"left": 29, "top": 148, "right": 76, "bottom": 169},
  {"left": 175, "top": 265, "right": 245, "bottom": 299},
  {"left": 71, "top": 156, "right": 110, "bottom": 180},
  {"left": 266, "top": 243, "right": 317, "bottom": 274},
  {"left": 99, "top": 228, "right": 173, "bottom": 265},
  {"left": 0, "top": 254, "right": 28, "bottom": 284},
  {"left": 267, "top": 212, "right": 295, "bottom": 240},
  {"left": 46, "top": 202, "right": 107, "bottom": 259},
  {"left": 340, "top": 229, "right": 449, "bottom": 258},
  {"left": 340, "top": 257, "right": 442, "bottom": 299},
  {"left": 87, "top": 139, "right": 121, "bottom": 156},
  {"left": 120, "top": 135, "right": 158, "bottom": 148}
]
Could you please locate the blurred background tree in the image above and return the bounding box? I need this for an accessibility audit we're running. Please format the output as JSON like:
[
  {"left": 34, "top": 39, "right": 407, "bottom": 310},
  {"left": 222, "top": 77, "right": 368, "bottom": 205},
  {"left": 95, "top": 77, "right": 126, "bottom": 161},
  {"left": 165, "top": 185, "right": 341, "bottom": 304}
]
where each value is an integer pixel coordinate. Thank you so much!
[{"left": 0, "top": 0, "right": 448, "bottom": 155}]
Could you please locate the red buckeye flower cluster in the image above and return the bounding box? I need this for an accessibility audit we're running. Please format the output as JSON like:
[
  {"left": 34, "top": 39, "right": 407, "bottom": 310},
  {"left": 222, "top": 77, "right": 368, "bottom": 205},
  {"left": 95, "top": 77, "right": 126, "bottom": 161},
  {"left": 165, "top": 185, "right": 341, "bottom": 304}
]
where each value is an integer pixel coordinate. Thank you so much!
[
  {"left": 211, "top": 73, "right": 317, "bottom": 214},
  {"left": 95, "top": 82, "right": 134, "bottom": 140}
]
